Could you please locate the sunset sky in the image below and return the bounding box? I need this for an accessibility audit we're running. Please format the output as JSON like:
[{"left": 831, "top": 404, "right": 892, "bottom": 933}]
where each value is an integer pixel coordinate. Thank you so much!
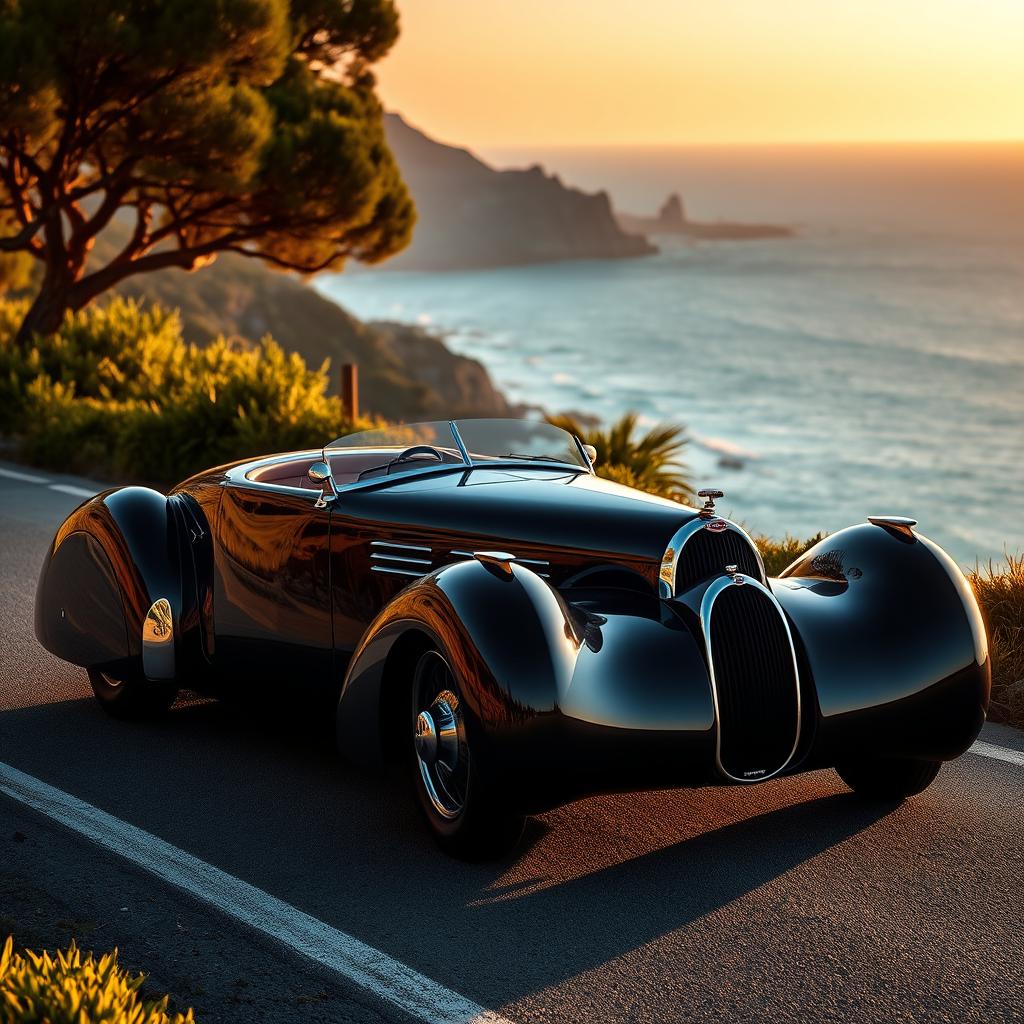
[{"left": 376, "top": 0, "right": 1024, "bottom": 148}]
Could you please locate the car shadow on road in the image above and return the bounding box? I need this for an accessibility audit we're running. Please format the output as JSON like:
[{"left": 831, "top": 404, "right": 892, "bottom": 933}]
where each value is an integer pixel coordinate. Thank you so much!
[{"left": 0, "top": 692, "right": 895, "bottom": 1002}]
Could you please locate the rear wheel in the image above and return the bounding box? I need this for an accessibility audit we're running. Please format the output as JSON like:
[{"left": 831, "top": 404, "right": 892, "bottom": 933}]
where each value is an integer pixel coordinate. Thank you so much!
[
  {"left": 836, "top": 756, "right": 941, "bottom": 799},
  {"left": 88, "top": 668, "right": 177, "bottom": 720},
  {"left": 409, "top": 648, "right": 525, "bottom": 860}
]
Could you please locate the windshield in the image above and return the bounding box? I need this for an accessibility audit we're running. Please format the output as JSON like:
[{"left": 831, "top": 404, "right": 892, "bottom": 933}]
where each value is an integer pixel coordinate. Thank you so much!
[
  {"left": 326, "top": 419, "right": 590, "bottom": 470},
  {"left": 454, "top": 419, "right": 589, "bottom": 469}
]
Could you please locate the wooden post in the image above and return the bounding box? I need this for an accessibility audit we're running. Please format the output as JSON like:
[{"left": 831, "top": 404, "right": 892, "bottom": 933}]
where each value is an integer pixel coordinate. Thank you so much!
[{"left": 341, "top": 363, "right": 359, "bottom": 422}]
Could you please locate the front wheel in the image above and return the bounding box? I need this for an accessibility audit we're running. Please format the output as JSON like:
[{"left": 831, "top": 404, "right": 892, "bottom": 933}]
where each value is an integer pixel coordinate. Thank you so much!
[
  {"left": 836, "top": 756, "right": 941, "bottom": 799},
  {"left": 88, "top": 668, "right": 177, "bottom": 720},
  {"left": 409, "top": 648, "right": 525, "bottom": 860}
]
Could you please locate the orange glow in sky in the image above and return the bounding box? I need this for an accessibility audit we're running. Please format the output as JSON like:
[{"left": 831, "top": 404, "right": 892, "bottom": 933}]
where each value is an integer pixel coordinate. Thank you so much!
[{"left": 376, "top": 0, "right": 1024, "bottom": 147}]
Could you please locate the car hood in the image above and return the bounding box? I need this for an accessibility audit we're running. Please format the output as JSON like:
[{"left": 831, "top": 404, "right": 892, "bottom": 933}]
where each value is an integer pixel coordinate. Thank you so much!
[{"left": 335, "top": 466, "right": 698, "bottom": 562}]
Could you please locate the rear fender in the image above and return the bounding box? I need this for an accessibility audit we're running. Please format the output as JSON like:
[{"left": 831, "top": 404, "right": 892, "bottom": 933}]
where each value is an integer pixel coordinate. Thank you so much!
[
  {"left": 774, "top": 522, "right": 989, "bottom": 763},
  {"left": 35, "top": 486, "right": 193, "bottom": 681}
]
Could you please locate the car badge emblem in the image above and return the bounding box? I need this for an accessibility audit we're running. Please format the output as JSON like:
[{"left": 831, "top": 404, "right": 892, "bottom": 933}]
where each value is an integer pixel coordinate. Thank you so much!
[
  {"left": 697, "top": 488, "right": 724, "bottom": 520},
  {"left": 705, "top": 519, "right": 728, "bottom": 533}
]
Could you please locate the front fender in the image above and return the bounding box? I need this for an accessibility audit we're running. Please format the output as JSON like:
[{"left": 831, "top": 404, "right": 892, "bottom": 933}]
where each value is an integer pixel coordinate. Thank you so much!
[
  {"left": 337, "top": 558, "right": 578, "bottom": 767},
  {"left": 775, "top": 522, "right": 989, "bottom": 763},
  {"left": 338, "top": 557, "right": 718, "bottom": 808},
  {"left": 35, "top": 486, "right": 189, "bottom": 681}
]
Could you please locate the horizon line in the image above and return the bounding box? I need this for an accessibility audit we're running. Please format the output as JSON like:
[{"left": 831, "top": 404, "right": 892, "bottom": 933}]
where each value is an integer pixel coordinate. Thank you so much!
[{"left": 476, "top": 137, "right": 1024, "bottom": 152}]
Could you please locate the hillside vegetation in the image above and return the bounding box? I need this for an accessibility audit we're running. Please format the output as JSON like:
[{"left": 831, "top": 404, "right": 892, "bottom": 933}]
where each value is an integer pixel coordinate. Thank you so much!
[
  {"left": 0, "top": 298, "right": 369, "bottom": 483},
  {"left": 90, "top": 224, "right": 512, "bottom": 422}
]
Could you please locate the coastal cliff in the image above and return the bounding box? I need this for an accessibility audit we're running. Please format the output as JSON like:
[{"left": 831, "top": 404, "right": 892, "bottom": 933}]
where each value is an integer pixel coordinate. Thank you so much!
[
  {"left": 378, "top": 113, "right": 656, "bottom": 271},
  {"left": 617, "top": 193, "right": 793, "bottom": 240}
]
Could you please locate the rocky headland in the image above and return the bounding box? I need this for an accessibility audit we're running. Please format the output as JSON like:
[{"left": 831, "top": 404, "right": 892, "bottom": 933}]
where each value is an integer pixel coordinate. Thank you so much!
[{"left": 377, "top": 113, "right": 656, "bottom": 271}]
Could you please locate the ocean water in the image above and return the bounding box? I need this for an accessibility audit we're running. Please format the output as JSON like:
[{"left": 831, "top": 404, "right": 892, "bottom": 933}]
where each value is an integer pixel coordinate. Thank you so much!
[{"left": 317, "top": 148, "right": 1023, "bottom": 565}]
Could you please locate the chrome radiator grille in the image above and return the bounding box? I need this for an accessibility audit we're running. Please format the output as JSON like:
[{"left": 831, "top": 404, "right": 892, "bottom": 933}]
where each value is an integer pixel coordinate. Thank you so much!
[
  {"left": 704, "top": 580, "right": 800, "bottom": 781},
  {"left": 676, "top": 528, "right": 762, "bottom": 594}
]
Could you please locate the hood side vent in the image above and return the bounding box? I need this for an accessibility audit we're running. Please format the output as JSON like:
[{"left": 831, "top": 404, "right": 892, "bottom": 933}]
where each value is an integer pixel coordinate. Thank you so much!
[{"left": 371, "top": 540, "right": 433, "bottom": 578}]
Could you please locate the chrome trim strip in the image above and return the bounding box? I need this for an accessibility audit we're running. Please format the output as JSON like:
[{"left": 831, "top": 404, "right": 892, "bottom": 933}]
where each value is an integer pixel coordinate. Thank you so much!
[
  {"left": 660, "top": 517, "right": 767, "bottom": 598},
  {"left": 371, "top": 566, "right": 426, "bottom": 578},
  {"left": 230, "top": 450, "right": 323, "bottom": 498},
  {"left": 699, "top": 574, "right": 802, "bottom": 784},
  {"left": 141, "top": 597, "right": 175, "bottom": 681},
  {"left": 371, "top": 553, "right": 433, "bottom": 567},
  {"left": 371, "top": 541, "right": 432, "bottom": 554}
]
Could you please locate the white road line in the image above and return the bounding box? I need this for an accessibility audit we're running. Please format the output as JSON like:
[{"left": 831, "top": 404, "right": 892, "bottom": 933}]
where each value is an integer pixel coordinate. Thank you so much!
[
  {"left": 49, "top": 484, "right": 97, "bottom": 498},
  {"left": 0, "top": 466, "right": 50, "bottom": 484},
  {"left": 0, "top": 762, "right": 512, "bottom": 1024},
  {"left": 970, "top": 740, "right": 1024, "bottom": 768}
]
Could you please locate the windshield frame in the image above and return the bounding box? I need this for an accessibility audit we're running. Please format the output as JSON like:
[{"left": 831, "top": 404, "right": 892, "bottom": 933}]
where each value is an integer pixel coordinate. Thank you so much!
[{"left": 323, "top": 419, "right": 594, "bottom": 484}]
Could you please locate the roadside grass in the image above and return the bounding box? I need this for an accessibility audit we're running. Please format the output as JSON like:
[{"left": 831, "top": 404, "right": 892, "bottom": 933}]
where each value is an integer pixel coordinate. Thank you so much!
[
  {"left": 752, "top": 531, "right": 826, "bottom": 577},
  {"left": 0, "top": 936, "right": 194, "bottom": 1023},
  {"left": 967, "top": 554, "right": 1024, "bottom": 727}
]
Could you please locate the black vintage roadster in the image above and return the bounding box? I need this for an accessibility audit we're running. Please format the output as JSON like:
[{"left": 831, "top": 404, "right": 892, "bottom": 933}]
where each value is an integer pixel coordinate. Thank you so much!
[{"left": 36, "top": 419, "right": 990, "bottom": 857}]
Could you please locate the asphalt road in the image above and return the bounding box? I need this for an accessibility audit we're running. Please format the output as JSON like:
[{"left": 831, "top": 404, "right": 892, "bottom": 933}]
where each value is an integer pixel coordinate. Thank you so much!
[{"left": 2, "top": 462, "right": 1022, "bottom": 1024}]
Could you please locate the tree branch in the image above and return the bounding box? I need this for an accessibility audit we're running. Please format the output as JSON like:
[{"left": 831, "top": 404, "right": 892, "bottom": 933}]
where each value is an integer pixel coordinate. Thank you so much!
[
  {"left": 69, "top": 230, "right": 250, "bottom": 306},
  {"left": 223, "top": 244, "right": 342, "bottom": 274},
  {"left": 0, "top": 217, "right": 46, "bottom": 252}
]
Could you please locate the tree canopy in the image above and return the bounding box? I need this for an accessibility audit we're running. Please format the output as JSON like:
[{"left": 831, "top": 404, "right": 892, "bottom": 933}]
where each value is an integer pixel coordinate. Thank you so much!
[{"left": 0, "top": 0, "right": 414, "bottom": 342}]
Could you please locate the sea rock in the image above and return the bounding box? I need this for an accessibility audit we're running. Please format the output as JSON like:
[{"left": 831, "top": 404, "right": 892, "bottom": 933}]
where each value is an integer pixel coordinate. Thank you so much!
[{"left": 617, "top": 192, "right": 793, "bottom": 241}]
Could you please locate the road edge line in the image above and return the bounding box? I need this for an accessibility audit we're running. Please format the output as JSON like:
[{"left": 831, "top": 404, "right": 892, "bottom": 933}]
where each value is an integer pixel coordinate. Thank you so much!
[
  {"left": 0, "top": 760, "right": 512, "bottom": 1024},
  {"left": 969, "top": 740, "right": 1024, "bottom": 768}
]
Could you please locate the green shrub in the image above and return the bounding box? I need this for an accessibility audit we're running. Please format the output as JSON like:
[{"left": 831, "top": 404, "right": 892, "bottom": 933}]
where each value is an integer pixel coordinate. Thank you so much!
[
  {"left": 2, "top": 297, "right": 372, "bottom": 483},
  {"left": 0, "top": 936, "right": 194, "bottom": 1023}
]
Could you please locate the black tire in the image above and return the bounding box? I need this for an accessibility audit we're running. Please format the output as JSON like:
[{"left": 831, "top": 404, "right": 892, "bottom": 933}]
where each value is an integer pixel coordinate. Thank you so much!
[
  {"left": 409, "top": 647, "right": 525, "bottom": 860},
  {"left": 836, "top": 756, "right": 941, "bottom": 800},
  {"left": 88, "top": 668, "right": 177, "bottom": 720}
]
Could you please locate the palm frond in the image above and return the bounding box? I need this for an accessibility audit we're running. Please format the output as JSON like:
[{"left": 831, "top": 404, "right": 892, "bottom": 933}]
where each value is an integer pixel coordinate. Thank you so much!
[{"left": 549, "top": 411, "right": 693, "bottom": 504}]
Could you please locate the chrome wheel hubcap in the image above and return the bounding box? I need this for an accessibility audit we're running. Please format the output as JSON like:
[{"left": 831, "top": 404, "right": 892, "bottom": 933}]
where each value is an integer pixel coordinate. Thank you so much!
[
  {"left": 413, "top": 653, "right": 469, "bottom": 820},
  {"left": 414, "top": 710, "right": 438, "bottom": 763}
]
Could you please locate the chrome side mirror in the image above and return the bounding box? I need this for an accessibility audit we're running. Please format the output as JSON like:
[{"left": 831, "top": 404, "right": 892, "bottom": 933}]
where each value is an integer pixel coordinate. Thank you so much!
[
  {"left": 308, "top": 461, "right": 337, "bottom": 508},
  {"left": 582, "top": 444, "right": 598, "bottom": 466}
]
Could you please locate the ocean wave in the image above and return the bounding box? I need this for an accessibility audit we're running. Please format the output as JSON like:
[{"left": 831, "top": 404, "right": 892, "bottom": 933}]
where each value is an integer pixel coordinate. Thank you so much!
[{"left": 692, "top": 435, "right": 760, "bottom": 460}]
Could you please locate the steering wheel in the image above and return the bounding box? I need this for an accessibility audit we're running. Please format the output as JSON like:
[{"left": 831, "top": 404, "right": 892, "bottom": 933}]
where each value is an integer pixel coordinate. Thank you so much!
[{"left": 387, "top": 444, "right": 446, "bottom": 474}]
